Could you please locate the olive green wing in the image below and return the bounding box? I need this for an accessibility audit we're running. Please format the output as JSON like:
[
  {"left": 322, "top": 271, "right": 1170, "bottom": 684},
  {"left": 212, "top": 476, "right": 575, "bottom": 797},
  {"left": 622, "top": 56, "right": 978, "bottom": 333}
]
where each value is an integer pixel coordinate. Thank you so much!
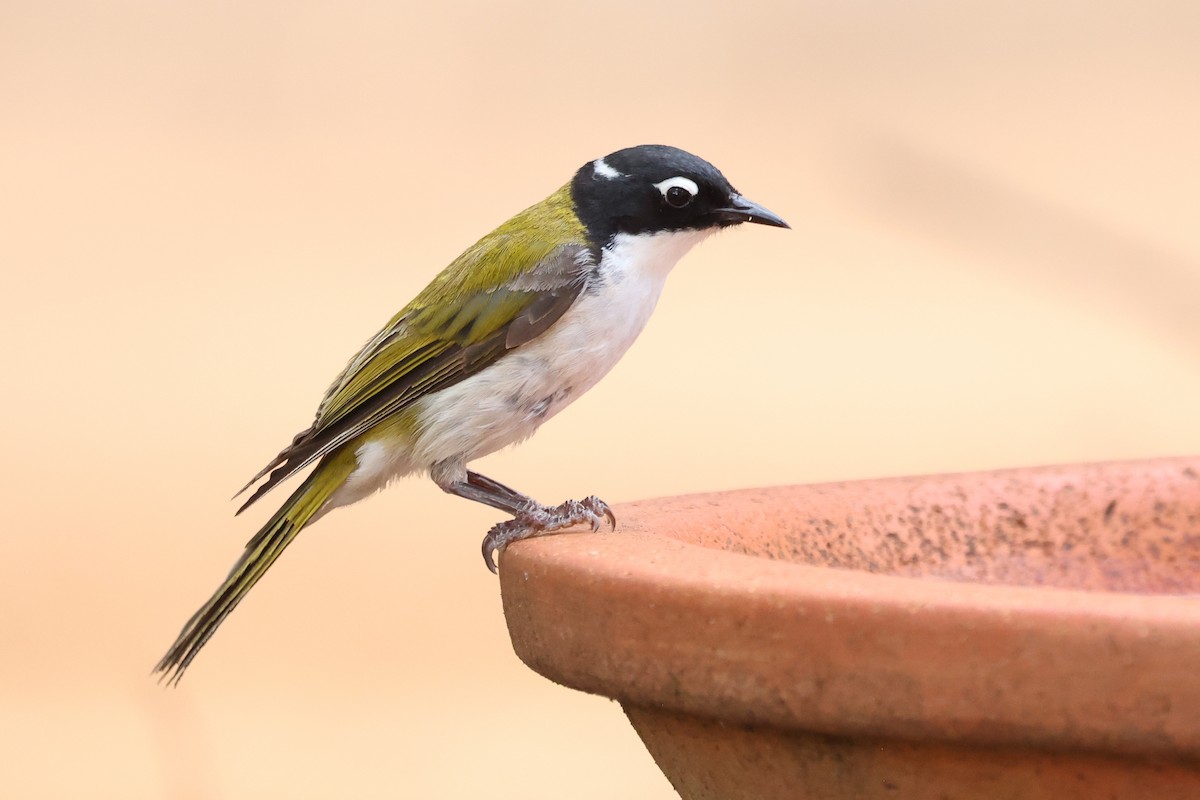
[{"left": 235, "top": 241, "right": 592, "bottom": 513}]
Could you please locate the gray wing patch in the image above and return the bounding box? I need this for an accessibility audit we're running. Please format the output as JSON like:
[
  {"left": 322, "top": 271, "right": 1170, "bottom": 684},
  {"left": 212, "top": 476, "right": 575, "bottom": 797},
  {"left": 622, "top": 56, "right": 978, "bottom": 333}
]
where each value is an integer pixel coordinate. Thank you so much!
[{"left": 505, "top": 287, "right": 580, "bottom": 348}]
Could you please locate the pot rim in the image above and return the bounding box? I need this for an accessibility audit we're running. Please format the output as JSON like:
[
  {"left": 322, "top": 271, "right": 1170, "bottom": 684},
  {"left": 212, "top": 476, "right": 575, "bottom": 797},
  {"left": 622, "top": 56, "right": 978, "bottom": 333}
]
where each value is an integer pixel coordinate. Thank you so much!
[{"left": 500, "top": 457, "right": 1200, "bottom": 759}]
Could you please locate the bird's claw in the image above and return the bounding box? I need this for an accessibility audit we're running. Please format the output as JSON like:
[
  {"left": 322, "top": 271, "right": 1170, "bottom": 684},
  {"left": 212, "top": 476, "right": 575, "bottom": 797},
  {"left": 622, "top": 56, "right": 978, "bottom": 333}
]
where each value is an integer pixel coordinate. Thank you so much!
[
  {"left": 480, "top": 495, "right": 618, "bottom": 574},
  {"left": 481, "top": 519, "right": 525, "bottom": 574},
  {"left": 585, "top": 495, "right": 617, "bottom": 531}
]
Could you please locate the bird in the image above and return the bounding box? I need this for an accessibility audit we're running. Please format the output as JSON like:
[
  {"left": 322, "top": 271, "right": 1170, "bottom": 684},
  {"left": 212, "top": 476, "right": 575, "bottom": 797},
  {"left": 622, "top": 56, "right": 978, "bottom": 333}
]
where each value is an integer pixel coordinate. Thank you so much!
[{"left": 154, "top": 144, "right": 788, "bottom": 683}]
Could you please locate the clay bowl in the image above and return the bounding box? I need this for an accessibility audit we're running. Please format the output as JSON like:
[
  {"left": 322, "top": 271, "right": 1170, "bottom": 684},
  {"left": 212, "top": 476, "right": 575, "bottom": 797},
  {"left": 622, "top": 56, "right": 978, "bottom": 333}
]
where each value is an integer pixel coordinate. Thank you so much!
[{"left": 499, "top": 457, "right": 1200, "bottom": 799}]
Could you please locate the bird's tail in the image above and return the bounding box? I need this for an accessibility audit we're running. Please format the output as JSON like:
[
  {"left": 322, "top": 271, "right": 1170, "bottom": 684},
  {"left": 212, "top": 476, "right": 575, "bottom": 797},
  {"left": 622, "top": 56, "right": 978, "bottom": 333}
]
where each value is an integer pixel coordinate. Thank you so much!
[{"left": 155, "top": 449, "right": 356, "bottom": 685}]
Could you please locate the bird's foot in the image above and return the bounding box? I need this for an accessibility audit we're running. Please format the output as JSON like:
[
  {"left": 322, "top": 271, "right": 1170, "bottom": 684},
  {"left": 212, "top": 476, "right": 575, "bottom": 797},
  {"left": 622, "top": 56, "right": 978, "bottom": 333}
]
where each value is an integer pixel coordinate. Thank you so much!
[{"left": 481, "top": 496, "right": 617, "bottom": 573}]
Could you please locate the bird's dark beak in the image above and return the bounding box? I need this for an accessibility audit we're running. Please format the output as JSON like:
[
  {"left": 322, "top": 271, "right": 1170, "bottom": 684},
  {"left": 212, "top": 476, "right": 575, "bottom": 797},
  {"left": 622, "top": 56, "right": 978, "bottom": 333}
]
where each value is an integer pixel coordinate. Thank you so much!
[{"left": 714, "top": 194, "right": 789, "bottom": 228}]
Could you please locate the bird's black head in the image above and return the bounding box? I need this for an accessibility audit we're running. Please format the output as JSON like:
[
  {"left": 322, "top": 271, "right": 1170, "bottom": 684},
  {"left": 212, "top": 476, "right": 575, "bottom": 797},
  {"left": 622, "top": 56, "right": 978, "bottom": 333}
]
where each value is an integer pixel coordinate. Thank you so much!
[{"left": 570, "top": 144, "right": 788, "bottom": 247}]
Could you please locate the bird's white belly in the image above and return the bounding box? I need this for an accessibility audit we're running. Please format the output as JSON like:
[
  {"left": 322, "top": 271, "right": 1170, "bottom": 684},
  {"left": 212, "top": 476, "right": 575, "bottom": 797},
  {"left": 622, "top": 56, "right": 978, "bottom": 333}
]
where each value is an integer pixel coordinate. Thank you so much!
[
  {"left": 325, "top": 228, "right": 712, "bottom": 510},
  {"left": 410, "top": 228, "right": 713, "bottom": 467}
]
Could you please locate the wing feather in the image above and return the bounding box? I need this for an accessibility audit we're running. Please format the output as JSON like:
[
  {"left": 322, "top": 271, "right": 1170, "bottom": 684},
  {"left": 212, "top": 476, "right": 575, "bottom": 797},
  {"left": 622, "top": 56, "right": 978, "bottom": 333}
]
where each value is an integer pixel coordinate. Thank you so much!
[{"left": 235, "top": 241, "right": 590, "bottom": 512}]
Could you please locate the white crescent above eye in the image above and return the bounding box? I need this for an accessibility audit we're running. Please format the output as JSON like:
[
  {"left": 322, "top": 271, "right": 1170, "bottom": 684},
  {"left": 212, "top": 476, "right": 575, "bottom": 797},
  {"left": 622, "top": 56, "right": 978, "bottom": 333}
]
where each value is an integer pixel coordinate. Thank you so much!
[
  {"left": 593, "top": 158, "right": 625, "bottom": 180},
  {"left": 654, "top": 176, "right": 699, "bottom": 198}
]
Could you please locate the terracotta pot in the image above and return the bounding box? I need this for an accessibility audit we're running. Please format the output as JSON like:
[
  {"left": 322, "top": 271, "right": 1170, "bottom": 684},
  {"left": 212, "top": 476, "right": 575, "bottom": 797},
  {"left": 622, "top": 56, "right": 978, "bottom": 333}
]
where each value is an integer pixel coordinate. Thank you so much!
[{"left": 499, "top": 457, "right": 1200, "bottom": 799}]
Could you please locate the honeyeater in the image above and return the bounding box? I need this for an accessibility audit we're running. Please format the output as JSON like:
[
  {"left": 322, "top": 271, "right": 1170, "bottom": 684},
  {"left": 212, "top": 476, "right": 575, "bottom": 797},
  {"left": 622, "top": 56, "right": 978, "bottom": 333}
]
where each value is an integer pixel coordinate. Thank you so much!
[{"left": 155, "top": 144, "right": 787, "bottom": 683}]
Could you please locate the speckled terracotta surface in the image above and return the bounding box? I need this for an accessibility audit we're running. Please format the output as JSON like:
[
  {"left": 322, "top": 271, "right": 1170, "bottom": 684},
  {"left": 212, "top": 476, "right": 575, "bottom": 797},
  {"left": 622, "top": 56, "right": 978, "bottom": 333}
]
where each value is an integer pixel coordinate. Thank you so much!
[{"left": 499, "top": 457, "right": 1200, "bottom": 798}]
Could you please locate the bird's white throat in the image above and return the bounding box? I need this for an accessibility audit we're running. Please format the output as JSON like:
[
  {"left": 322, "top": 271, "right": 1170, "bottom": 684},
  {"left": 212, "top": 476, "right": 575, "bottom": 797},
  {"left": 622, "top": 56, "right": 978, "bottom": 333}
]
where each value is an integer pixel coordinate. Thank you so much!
[{"left": 599, "top": 227, "right": 714, "bottom": 288}]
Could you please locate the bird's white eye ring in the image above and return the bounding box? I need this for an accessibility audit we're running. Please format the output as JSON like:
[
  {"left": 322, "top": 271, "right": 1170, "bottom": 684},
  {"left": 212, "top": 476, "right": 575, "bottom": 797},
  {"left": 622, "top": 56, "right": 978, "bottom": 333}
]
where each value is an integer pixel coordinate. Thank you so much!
[{"left": 655, "top": 176, "right": 699, "bottom": 209}]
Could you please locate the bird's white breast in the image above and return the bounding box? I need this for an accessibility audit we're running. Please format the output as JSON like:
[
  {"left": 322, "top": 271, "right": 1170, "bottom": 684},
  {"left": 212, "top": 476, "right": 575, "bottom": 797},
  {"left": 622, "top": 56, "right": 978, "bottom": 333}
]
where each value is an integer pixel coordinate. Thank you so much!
[{"left": 409, "top": 228, "right": 714, "bottom": 467}]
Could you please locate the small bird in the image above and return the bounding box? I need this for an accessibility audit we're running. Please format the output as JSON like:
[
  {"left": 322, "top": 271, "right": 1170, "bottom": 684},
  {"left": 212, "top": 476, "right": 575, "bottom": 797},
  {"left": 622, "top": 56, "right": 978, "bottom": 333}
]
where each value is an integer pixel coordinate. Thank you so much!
[{"left": 155, "top": 144, "right": 787, "bottom": 683}]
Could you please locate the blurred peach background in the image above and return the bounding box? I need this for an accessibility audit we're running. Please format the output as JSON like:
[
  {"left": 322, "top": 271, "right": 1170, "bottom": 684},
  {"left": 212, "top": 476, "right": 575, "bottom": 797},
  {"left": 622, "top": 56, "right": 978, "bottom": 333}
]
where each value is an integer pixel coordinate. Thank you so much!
[{"left": 2, "top": 1, "right": 1198, "bottom": 797}]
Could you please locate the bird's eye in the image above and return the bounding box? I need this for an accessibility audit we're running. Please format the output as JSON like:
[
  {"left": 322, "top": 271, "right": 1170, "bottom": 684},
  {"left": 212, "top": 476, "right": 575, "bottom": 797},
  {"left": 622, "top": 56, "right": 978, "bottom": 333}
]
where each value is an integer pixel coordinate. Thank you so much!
[
  {"left": 665, "top": 185, "right": 692, "bottom": 208},
  {"left": 655, "top": 176, "right": 699, "bottom": 209}
]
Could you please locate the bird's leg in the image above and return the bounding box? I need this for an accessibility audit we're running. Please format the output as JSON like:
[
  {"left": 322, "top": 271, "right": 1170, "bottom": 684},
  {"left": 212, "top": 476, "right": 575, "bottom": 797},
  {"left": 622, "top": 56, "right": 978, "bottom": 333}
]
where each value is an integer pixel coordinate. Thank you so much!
[
  {"left": 464, "top": 471, "right": 538, "bottom": 515},
  {"left": 432, "top": 464, "right": 616, "bottom": 573}
]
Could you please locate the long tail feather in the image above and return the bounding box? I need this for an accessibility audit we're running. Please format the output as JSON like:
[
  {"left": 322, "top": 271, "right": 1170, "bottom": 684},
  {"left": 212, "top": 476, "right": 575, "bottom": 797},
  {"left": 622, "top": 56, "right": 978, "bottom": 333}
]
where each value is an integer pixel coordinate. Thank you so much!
[{"left": 155, "top": 449, "right": 355, "bottom": 685}]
